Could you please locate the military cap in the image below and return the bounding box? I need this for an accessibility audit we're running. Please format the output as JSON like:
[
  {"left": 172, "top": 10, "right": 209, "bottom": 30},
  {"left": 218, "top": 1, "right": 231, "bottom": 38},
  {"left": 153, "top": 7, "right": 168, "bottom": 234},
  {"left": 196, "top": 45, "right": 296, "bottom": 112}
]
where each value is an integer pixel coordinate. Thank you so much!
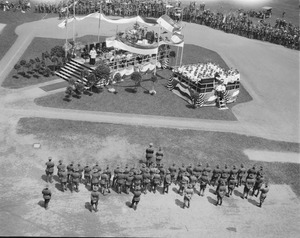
[
  {"left": 92, "top": 169, "right": 98, "bottom": 173},
  {"left": 166, "top": 170, "right": 170, "bottom": 174},
  {"left": 149, "top": 143, "right": 153, "bottom": 147},
  {"left": 93, "top": 186, "right": 98, "bottom": 191},
  {"left": 187, "top": 184, "right": 193, "bottom": 188}
]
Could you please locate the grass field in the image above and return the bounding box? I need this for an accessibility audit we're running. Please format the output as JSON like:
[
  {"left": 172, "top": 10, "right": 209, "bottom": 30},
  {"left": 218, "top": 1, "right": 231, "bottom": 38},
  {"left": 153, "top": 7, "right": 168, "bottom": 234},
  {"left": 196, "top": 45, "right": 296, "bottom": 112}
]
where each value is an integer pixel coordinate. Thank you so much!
[
  {"left": 34, "top": 42, "right": 252, "bottom": 121},
  {"left": 17, "top": 117, "right": 300, "bottom": 197},
  {"left": 1, "top": 35, "right": 107, "bottom": 89}
]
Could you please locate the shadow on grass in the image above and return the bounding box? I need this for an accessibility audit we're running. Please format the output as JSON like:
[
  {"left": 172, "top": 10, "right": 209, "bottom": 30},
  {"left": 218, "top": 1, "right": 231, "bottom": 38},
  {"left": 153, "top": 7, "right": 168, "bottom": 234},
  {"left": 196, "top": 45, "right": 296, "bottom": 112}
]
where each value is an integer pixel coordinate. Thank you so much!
[
  {"left": 12, "top": 75, "right": 19, "bottom": 79},
  {"left": 172, "top": 187, "right": 179, "bottom": 194},
  {"left": 55, "top": 183, "right": 62, "bottom": 192},
  {"left": 175, "top": 198, "right": 184, "bottom": 208},
  {"left": 248, "top": 198, "right": 258, "bottom": 207},
  {"left": 186, "top": 104, "right": 195, "bottom": 109},
  {"left": 38, "top": 200, "right": 44, "bottom": 208},
  {"left": 41, "top": 174, "right": 47, "bottom": 182},
  {"left": 85, "top": 202, "right": 92, "bottom": 212},
  {"left": 53, "top": 175, "right": 60, "bottom": 182},
  {"left": 63, "top": 97, "right": 72, "bottom": 102},
  {"left": 125, "top": 88, "right": 137, "bottom": 93},
  {"left": 207, "top": 196, "right": 217, "bottom": 205},
  {"left": 209, "top": 188, "right": 216, "bottom": 195},
  {"left": 33, "top": 74, "right": 40, "bottom": 79},
  {"left": 125, "top": 201, "right": 132, "bottom": 208},
  {"left": 234, "top": 189, "right": 243, "bottom": 197}
]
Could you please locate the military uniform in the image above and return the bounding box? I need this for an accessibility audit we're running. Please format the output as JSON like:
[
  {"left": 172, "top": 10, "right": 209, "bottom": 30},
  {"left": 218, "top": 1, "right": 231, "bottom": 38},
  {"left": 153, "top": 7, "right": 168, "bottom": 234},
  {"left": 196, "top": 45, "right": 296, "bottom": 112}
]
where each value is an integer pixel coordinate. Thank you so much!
[
  {"left": 145, "top": 143, "right": 154, "bottom": 167},
  {"left": 84, "top": 165, "right": 92, "bottom": 185},
  {"left": 179, "top": 173, "right": 189, "bottom": 195},
  {"left": 247, "top": 166, "right": 257, "bottom": 179},
  {"left": 100, "top": 172, "right": 110, "bottom": 194},
  {"left": 253, "top": 175, "right": 264, "bottom": 197},
  {"left": 169, "top": 164, "right": 177, "bottom": 184},
  {"left": 105, "top": 166, "right": 112, "bottom": 187},
  {"left": 258, "top": 184, "right": 269, "bottom": 207},
  {"left": 242, "top": 174, "right": 255, "bottom": 199},
  {"left": 203, "top": 163, "right": 212, "bottom": 176},
  {"left": 60, "top": 168, "right": 68, "bottom": 191},
  {"left": 237, "top": 164, "right": 246, "bottom": 187},
  {"left": 130, "top": 188, "right": 142, "bottom": 210},
  {"left": 67, "top": 162, "right": 74, "bottom": 183},
  {"left": 193, "top": 162, "right": 203, "bottom": 179},
  {"left": 155, "top": 147, "right": 163, "bottom": 166},
  {"left": 142, "top": 168, "right": 151, "bottom": 194},
  {"left": 211, "top": 165, "right": 222, "bottom": 186},
  {"left": 152, "top": 171, "right": 161, "bottom": 193},
  {"left": 117, "top": 170, "right": 125, "bottom": 194},
  {"left": 125, "top": 172, "right": 134, "bottom": 194},
  {"left": 72, "top": 168, "right": 80, "bottom": 192},
  {"left": 199, "top": 171, "right": 209, "bottom": 196},
  {"left": 90, "top": 186, "right": 101, "bottom": 212},
  {"left": 183, "top": 184, "right": 194, "bottom": 208},
  {"left": 112, "top": 165, "right": 120, "bottom": 187},
  {"left": 133, "top": 170, "right": 143, "bottom": 189},
  {"left": 57, "top": 160, "right": 66, "bottom": 178},
  {"left": 77, "top": 163, "right": 84, "bottom": 183},
  {"left": 45, "top": 157, "right": 55, "bottom": 183},
  {"left": 227, "top": 175, "right": 237, "bottom": 197},
  {"left": 216, "top": 182, "right": 226, "bottom": 206},
  {"left": 42, "top": 186, "right": 52, "bottom": 210},
  {"left": 91, "top": 169, "right": 100, "bottom": 191},
  {"left": 163, "top": 170, "right": 171, "bottom": 194}
]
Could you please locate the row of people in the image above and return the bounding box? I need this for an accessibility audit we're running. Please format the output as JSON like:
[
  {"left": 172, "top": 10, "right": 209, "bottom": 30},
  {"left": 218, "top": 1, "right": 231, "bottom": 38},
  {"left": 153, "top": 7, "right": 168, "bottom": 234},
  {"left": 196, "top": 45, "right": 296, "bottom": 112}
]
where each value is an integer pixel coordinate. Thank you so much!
[{"left": 45, "top": 156, "right": 269, "bottom": 209}]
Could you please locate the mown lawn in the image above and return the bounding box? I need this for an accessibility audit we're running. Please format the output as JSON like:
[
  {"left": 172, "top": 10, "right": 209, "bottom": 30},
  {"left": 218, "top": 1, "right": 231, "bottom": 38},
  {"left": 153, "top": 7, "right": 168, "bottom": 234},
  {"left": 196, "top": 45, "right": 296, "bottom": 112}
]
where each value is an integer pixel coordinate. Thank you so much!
[
  {"left": 2, "top": 35, "right": 107, "bottom": 89},
  {"left": 17, "top": 117, "right": 300, "bottom": 196}
]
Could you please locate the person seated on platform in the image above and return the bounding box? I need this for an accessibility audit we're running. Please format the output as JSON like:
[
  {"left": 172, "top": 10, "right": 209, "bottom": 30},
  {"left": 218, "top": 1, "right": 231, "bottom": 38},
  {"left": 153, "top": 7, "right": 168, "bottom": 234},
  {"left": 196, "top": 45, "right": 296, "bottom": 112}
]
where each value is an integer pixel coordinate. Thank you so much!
[
  {"left": 215, "top": 80, "right": 226, "bottom": 102},
  {"left": 89, "top": 47, "right": 97, "bottom": 65},
  {"left": 154, "top": 33, "right": 158, "bottom": 42}
]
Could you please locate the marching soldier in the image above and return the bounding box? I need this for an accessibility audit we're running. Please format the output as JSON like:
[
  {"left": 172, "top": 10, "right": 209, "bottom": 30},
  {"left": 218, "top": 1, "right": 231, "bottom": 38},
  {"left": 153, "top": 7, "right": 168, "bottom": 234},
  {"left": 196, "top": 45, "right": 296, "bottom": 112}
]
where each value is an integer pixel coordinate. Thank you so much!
[
  {"left": 177, "top": 163, "right": 187, "bottom": 184},
  {"left": 60, "top": 167, "right": 68, "bottom": 192},
  {"left": 222, "top": 164, "right": 231, "bottom": 178},
  {"left": 140, "top": 163, "right": 147, "bottom": 174},
  {"left": 125, "top": 171, "right": 134, "bottom": 194},
  {"left": 155, "top": 147, "right": 163, "bottom": 166},
  {"left": 193, "top": 162, "right": 203, "bottom": 180},
  {"left": 45, "top": 157, "right": 55, "bottom": 183},
  {"left": 91, "top": 169, "right": 100, "bottom": 191},
  {"left": 133, "top": 169, "right": 143, "bottom": 190},
  {"left": 159, "top": 163, "right": 166, "bottom": 186},
  {"left": 186, "top": 163, "right": 194, "bottom": 175},
  {"left": 142, "top": 168, "right": 151, "bottom": 194},
  {"left": 163, "top": 170, "right": 171, "bottom": 194},
  {"left": 71, "top": 167, "right": 80, "bottom": 192},
  {"left": 210, "top": 164, "right": 222, "bottom": 187},
  {"left": 105, "top": 165, "right": 112, "bottom": 187},
  {"left": 253, "top": 174, "right": 264, "bottom": 197},
  {"left": 203, "top": 163, "right": 212, "bottom": 176},
  {"left": 169, "top": 163, "right": 177, "bottom": 184},
  {"left": 178, "top": 172, "right": 189, "bottom": 196},
  {"left": 247, "top": 165, "right": 257, "bottom": 179},
  {"left": 42, "top": 184, "right": 52, "bottom": 210},
  {"left": 152, "top": 169, "right": 161, "bottom": 193},
  {"left": 216, "top": 180, "right": 226, "bottom": 206},
  {"left": 77, "top": 162, "right": 84, "bottom": 183},
  {"left": 99, "top": 171, "right": 109, "bottom": 195},
  {"left": 256, "top": 165, "right": 265, "bottom": 178},
  {"left": 90, "top": 185, "right": 101, "bottom": 212},
  {"left": 183, "top": 184, "right": 194, "bottom": 209},
  {"left": 117, "top": 169, "right": 126, "bottom": 194},
  {"left": 237, "top": 164, "right": 246, "bottom": 187},
  {"left": 227, "top": 174, "right": 237, "bottom": 197},
  {"left": 124, "top": 164, "right": 131, "bottom": 175},
  {"left": 242, "top": 173, "right": 256, "bottom": 199},
  {"left": 93, "top": 162, "right": 101, "bottom": 173},
  {"left": 57, "top": 160, "right": 66, "bottom": 178},
  {"left": 67, "top": 161, "right": 74, "bottom": 183},
  {"left": 258, "top": 183, "right": 269, "bottom": 207},
  {"left": 112, "top": 164, "right": 121, "bottom": 187},
  {"left": 199, "top": 171, "right": 209, "bottom": 196},
  {"left": 230, "top": 165, "right": 239, "bottom": 177},
  {"left": 189, "top": 171, "right": 197, "bottom": 189},
  {"left": 84, "top": 163, "right": 92, "bottom": 185},
  {"left": 129, "top": 186, "right": 142, "bottom": 210},
  {"left": 145, "top": 143, "right": 154, "bottom": 167}
]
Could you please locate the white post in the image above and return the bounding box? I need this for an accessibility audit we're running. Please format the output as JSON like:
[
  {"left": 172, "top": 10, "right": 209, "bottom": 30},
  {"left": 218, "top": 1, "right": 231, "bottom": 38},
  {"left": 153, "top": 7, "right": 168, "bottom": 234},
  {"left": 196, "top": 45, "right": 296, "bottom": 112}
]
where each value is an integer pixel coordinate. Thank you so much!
[
  {"left": 65, "top": 0, "right": 69, "bottom": 58},
  {"left": 175, "top": 46, "right": 179, "bottom": 67},
  {"left": 154, "top": 25, "right": 161, "bottom": 75},
  {"left": 73, "top": 1, "right": 76, "bottom": 42},
  {"left": 97, "top": 1, "right": 101, "bottom": 42},
  {"left": 179, "top": 44, "right": 184, "bottom": 66}
]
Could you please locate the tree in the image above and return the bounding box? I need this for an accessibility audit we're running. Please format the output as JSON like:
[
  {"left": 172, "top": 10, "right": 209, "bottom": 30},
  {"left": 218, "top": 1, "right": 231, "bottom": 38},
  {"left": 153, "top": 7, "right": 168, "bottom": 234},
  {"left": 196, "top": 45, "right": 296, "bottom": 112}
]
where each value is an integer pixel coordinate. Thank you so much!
[
  {"left": 131, "top": 71, "right": 142, "bottom": 92},
  {"left": 51, "top": 56, "right": 58, "bottom": 71},
  {"left": 169, "top": 50, "right": 176, "bottom": 68},
  {"left": 25, "top": 62, "right": 32, "bottom": 73},
  {"left": 94, "top": 63, "right": 111, "bottom": 84}
]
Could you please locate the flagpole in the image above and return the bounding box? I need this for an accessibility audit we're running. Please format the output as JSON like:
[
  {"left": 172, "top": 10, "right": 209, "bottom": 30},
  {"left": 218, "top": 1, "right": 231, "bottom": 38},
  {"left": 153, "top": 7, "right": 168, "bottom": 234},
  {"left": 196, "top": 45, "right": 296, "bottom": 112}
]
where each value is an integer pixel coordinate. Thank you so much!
[
  {"left": 65, "top": 0, "right": 69, "bottom": 58},
  {"left": 97, "top": 1, "right": 101, "bottom": 43},
  {"left": 179, "top": 44, "right": 184, "bottom": 66},
  {"left": 154, "top": 25, "right": 161, "bottom": 76},
  {"left": 175, "top": 46, "right": 179, "bottom": 66},
  {"left": 73, "top": 0, "right": 76, "bottom": 42}
]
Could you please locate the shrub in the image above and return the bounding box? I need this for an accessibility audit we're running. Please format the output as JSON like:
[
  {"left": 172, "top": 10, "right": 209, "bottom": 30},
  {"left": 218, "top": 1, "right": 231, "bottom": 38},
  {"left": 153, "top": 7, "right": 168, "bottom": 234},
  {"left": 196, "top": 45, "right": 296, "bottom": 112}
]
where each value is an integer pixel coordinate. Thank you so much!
[
  {"left": 131, "top": 71, "right": 142, "bottom": 86},
  {"left": 14, "top": 63, "right": 21, "bottom": 72},
  {"left": 114, "top": 72, "right": 122, "bottom": 82},
  {"left": 94, "top": 64, "right": 110, "bottom": 81},
  {"left": 50, "top": 45, "right": 65, "bottom": 58},
  {"left": 44, "top": 67, "right": 51, "bottom": 77},
  {"left": 151, "top": 74, "right": 158, "bottom": 83},
  {"left": 169, "top": 51, "right": 176, "bottom": 58}
]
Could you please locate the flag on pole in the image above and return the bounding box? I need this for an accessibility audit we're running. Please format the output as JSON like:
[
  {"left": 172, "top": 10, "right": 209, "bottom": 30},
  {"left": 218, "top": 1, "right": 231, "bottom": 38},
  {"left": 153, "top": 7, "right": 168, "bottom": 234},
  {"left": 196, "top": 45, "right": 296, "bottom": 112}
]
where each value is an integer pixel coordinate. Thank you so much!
[
  {"left": 58, "top": 17, "right": 75, "bottom": 28},
  {"left": 222, "top": 14, "right": 227, "bottom": 23},
  {"left": 156, "top": 15, "right": 181, "bottom": 32}
]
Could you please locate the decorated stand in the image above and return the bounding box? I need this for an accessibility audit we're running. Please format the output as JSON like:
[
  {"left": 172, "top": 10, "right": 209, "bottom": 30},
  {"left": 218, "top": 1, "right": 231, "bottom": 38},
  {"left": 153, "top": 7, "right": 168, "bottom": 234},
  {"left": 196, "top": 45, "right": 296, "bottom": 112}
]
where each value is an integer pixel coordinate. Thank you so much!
[{"left": 167, "top": 63, "right": 240, "bottom": 108}]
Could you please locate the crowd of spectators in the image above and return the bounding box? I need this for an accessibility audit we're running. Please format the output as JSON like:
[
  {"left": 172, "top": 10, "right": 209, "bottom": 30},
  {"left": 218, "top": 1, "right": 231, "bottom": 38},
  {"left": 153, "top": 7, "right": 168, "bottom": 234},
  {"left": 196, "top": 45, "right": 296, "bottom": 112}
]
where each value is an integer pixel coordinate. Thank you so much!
[
  {"left": 0, "top": 0, "right": 30, "bottom": 12},
  {"left": 1, "top": 0, "right": 298, "bottom": 50}
]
